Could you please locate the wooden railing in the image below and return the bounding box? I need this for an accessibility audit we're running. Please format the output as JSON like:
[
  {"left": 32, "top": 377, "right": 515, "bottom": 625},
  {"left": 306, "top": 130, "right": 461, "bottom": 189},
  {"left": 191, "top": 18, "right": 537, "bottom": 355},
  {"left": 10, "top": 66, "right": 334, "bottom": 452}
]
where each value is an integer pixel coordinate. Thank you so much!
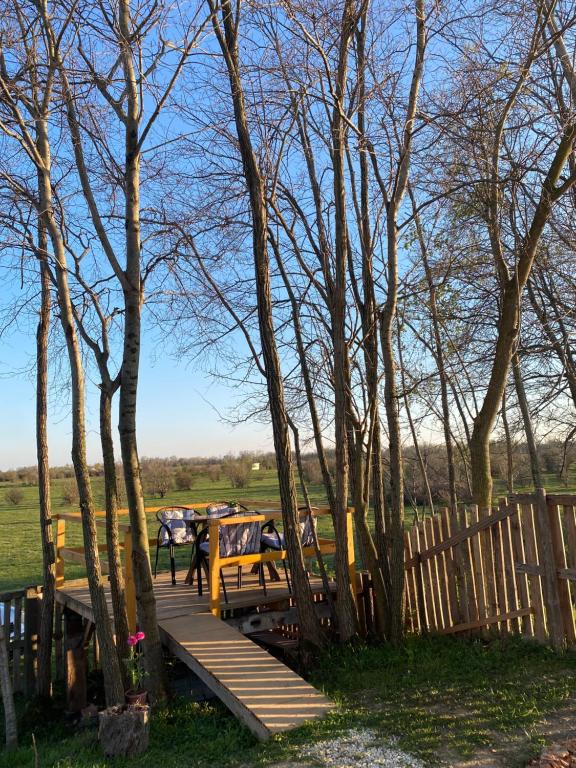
[
  {"left": 54, "top": 503, "right": 356, "bottom": 626},
  {"left": 204, "top": 508, "right": 355, "bottom": 616},
  {"left": 54, "top": 511, "right": 137, "bottom": 631}
]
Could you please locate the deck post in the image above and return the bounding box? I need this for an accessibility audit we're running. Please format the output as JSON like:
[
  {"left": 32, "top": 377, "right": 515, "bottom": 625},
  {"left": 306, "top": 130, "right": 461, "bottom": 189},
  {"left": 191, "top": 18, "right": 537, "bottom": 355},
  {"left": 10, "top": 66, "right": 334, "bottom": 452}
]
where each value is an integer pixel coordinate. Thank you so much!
[
  {"left": 209, "top": 520, "right": 221, "bottom": 617},
  {"left": 346, "top": 508, "right": 357, "bottom": 604},
  {"left": 56, "top": 516, "right": 66, "bottom": 587},
  {"left": 64, "top": 609, "right": 87, "bottom": 713},
  {"left": 123, "top": 527, "right": 136, "bottom": 633}
]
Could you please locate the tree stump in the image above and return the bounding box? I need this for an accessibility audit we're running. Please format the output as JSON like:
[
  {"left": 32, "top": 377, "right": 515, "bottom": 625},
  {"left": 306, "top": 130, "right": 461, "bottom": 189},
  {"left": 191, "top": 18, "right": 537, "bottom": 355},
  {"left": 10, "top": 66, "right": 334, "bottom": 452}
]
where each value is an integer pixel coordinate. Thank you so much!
[{"left": 98, "top": 705, "right": 150, "bottom": 757}]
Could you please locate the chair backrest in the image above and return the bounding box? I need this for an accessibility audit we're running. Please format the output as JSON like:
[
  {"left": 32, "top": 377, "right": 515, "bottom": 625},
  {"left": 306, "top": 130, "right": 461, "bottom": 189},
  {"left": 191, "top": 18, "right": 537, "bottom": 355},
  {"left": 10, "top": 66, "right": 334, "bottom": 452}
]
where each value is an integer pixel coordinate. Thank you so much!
[
  {"left": 207, "top": 503, "right": 239, "bottom": 518},
  {"left": 299, "top": 516, "right": 315, "bottom": 548},
  {"left": 219, "top": 520, "right": 261, "bottom": 558},
  {"left": 157, "top": 507, "right": 196, "bottom": 545}
]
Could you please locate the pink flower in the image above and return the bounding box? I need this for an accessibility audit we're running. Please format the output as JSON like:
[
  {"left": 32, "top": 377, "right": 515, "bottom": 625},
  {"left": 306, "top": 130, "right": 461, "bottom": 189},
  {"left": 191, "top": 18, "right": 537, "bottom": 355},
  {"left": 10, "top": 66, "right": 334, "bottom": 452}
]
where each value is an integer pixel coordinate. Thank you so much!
[
  {"left": 135, "top": 631, "right": 145, "bottom": 642},
  {"left": 127, "top": 635, "right": 138, "bottom": 647}
]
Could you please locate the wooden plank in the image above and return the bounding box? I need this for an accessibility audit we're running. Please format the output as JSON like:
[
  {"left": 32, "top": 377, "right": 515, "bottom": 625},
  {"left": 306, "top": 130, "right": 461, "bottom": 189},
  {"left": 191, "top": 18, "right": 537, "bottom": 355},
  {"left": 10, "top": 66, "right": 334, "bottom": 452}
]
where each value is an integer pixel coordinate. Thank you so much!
[
  {"left": 426, "top": 517, "right": 444, "bottom": 629},
  {"left": 434, "top": 515, "right": 451, "bottom": 629},
  {"left": 479, "top": 507, "right": 498, "bottom": 622},
  {"left": 450, "top": 509, "right": 469, "bottom": 625},
  {"left": 460, "top": 508, "right": 479, "bottom": 624},
  {"left": 23, "top": 588, "right": 40, "bottom": 696},
  {"left": 56, "top": 518, "right": 66, "bottom": 587},
  {"left": 510, "top": 505, "right": 534, "bottom": 637},
  {"left": 548, "top": 498, "right": 576, "bottom": 645},
  {"left": 12, "top": 597, "right": 22, "bottom": 693},
  {"left": 438, "top": 607, "right": 535, "bottom": 636},
  {"left": 534, "top": 489, "right": 564, "bottom": 649},
  {"left": 440, "top": 509, "right": 460, "bottom": 627},
  {"left": 499, "top": 501, "right": 520, "bottom": 633},
  {"left": 491, "top": 516, "right": 509, "bottom": 631},
  {"left": 418, "top": 503, "right": 517, "bottom": 561},
  {"left": 411, "top": 526, "right": 427, "bottom": 632},
  {"left": 419, "top": 521, "right": 437, "bottom": 629},
  {"left": 520, "top": 502, "right": 546, "bottom": 642},
  {"left": 469, "top": 507, "right": 487, "bottom": 630},
  {"left": 404, "top": 531, "right": 418, "bottom": 633},
  {"left": 160, "top": 612, "right": 332, "bottom": 740}
]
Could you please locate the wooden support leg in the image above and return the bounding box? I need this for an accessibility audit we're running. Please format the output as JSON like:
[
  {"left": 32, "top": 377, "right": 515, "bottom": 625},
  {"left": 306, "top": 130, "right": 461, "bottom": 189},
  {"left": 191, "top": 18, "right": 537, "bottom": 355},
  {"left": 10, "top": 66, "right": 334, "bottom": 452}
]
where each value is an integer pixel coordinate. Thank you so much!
[{"left": 65, "top": 610, "right": 87, "bottom": 714}]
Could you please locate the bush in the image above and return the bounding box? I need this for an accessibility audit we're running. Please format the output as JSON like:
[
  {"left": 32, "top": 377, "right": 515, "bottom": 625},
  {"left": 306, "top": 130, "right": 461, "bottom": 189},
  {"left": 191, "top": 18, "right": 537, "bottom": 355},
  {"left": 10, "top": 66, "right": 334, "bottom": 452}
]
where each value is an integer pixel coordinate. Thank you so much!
[
  {"left": 223, "top": 459, "right": 251, "bottom": 489},
  {"left": 5, "top": 487, "right": 24, "bottom": 506},
  {"left": 61, "top": 480, "right": 79, "bottom": 506},
  {"left": 207, "top": 465, "right": 221, "bottom": 483},
  {"left": 175, "top": 469, "right": 195, "bottom": 491}
]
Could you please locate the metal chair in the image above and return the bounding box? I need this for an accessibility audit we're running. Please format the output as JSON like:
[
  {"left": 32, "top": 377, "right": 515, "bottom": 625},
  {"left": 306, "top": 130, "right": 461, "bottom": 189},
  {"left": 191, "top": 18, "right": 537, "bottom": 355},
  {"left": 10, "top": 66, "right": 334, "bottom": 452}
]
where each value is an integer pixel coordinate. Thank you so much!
[
  {"left": 260, "top": 515, "right": 315, "bottom": 592},
  {"left": 195, "top": 515, "right": 267, "bottom": 603},
  {"left": 153, "top": 506, "right": 197, "bottom": 585}
]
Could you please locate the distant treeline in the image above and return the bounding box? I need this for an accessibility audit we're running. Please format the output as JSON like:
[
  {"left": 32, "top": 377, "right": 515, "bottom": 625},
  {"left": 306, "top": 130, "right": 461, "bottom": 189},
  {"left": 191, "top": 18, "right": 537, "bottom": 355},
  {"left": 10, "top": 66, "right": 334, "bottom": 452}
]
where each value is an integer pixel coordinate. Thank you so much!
[{"left": 2, "top": 439, "right": 574, "bottom": 507}]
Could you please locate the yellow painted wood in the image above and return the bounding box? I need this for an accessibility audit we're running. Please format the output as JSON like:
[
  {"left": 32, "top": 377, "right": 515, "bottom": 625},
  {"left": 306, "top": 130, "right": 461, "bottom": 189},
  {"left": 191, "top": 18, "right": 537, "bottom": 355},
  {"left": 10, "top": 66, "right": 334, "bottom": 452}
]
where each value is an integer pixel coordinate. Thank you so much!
[{"left": 56, "top": 517, "right": 66, "bottom": 588}]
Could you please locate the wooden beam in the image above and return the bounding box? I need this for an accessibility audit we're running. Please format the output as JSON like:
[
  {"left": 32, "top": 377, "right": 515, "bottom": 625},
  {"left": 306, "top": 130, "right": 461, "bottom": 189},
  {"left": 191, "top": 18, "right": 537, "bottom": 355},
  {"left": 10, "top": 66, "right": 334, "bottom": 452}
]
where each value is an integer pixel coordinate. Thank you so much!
[{"left": 437, "top": 607, "right": 535, "bottom": 635}]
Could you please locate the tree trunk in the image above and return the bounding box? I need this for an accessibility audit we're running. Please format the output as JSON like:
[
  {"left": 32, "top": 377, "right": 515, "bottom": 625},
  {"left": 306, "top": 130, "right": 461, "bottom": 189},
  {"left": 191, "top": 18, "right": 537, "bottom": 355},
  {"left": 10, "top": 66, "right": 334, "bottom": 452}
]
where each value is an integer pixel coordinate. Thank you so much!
[
  {"left": 100, "top": 385, "right": 130, "bottom": 677},
  {"left": 410, "top": 189, "right": 458, "bottom": 512},
  {"left": 512, "top": 352, "right": 543, "bottom": 489},
  {"left": 501, "top": 388, "right": 515, "bottom": 495},
  {"left": 36, "top": 116, "right": 124, "bottom": 707},
  {"left": 379, "top": 208, "right": 406, "bottom": 643},
  {"left": 210, "top": 0, "right": 325, "bottom": 649},
  {"left": 328, "top": 0, "right": 363, "bottom": 641},
  {"left": 117, "top": 0, "right": 165, "bottom": 701},
  {"left": 35, "top": 216, "right": 55, "bottom": 699}
]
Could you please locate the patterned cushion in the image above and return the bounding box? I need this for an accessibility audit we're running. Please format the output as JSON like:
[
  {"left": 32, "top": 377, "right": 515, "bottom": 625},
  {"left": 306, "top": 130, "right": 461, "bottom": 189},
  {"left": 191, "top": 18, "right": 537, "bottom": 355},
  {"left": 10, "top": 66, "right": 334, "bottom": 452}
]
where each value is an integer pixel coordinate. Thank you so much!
[
  {"left": 158, "top": 508, "right": 196, "bottom": 546},
  {"left": 261, "top": 518, "right": 314, "bottom": 550}
]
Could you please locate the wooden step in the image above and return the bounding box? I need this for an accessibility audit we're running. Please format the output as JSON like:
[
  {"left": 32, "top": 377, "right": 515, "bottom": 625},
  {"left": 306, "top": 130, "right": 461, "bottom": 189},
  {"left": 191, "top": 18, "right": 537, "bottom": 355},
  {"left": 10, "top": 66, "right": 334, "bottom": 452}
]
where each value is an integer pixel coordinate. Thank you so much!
[{"left": 159, "top": 612, "right": 332, "bottom": 740}]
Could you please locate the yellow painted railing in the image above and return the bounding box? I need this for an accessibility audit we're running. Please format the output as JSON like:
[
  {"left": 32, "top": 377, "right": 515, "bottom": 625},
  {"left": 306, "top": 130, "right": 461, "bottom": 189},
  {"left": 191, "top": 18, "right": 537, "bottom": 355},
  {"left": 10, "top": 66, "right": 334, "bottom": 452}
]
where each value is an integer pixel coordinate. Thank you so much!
[
  {"left": 54, "top": 503, "right": 356, "bottom": 628},
  {"left": 205, "top": 508, "right": 356, "bottom": 616},
  {"left": 54, "top": 512, "right": 137, "bottom": 632}
]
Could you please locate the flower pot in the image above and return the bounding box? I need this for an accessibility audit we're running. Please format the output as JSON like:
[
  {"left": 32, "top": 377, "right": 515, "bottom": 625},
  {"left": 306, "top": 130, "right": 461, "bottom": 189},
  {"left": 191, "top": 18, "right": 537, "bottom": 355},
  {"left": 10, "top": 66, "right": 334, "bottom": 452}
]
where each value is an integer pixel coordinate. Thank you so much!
[
  {"left": 125, "top": 689, "right": 148, "bottom": 706},
  {"left": 99, "top": 704, "right": 150, "bottom": 757}
]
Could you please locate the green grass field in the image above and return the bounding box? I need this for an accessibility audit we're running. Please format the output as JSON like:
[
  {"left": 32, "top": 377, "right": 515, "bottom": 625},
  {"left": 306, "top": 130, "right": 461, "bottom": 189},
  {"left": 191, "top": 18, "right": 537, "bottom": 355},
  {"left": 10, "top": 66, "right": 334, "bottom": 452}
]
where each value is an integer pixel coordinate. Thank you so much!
[
  {"left": 0, "top": 469, "right": 306, "bottom": 592},
  {"left": 1, "top": 468, "right": 575, "bottom": 593}
]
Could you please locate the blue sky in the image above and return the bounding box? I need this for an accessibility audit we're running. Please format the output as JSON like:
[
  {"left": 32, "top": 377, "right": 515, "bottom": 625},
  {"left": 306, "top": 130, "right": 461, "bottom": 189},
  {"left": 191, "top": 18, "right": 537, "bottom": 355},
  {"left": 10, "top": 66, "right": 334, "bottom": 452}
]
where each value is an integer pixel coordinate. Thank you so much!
[{"left": 0, "top": 324, "right": 274, "bottom": 471}]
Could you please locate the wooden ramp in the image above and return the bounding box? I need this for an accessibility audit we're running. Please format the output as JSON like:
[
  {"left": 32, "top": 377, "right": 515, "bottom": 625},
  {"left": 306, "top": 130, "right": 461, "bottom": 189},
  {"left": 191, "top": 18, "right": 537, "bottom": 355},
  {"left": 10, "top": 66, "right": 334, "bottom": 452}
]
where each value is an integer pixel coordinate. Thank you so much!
[
  {"left": 160, "top": 613, "right": 332, "bottom": 740},
  {"left": 56, "top": 569, "right": 333, "bottom": 740}
]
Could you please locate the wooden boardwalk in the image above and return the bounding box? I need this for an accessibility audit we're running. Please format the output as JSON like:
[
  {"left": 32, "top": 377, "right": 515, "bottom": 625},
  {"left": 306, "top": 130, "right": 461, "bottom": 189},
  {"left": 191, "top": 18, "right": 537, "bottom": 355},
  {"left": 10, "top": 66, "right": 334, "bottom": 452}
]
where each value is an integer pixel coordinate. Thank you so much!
[{"left": 55, "top": 567, "right": 333, "bottom": 739}]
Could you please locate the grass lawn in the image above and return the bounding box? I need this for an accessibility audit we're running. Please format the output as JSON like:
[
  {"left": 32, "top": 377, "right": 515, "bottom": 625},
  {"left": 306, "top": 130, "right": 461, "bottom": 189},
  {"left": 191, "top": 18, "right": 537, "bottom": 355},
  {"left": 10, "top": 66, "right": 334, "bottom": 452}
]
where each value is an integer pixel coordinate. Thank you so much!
[
  {"left": 1, "top": 634, "right": 575, "bottom": 767},
  {"left": 0, "top": 470, "right": 323, "bottom": 592}
]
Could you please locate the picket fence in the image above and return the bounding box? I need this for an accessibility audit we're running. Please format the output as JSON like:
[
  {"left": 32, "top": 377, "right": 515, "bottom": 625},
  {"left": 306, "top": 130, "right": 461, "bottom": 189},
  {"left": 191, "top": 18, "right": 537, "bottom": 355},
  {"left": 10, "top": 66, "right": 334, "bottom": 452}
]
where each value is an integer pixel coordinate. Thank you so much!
[{"left": 404, "top": 489, "right": 576, "bottom": 648}]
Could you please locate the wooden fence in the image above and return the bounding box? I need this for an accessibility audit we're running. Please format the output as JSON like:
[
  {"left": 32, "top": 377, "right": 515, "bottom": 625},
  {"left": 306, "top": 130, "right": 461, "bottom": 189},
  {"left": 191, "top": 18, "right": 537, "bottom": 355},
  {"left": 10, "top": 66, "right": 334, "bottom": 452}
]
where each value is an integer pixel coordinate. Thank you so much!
[
  {"left": 0, "top": 586, "right": 42, "bottom": 696},
  {"left": 404, "top": 490, "right": 576, "bottom": 648}
]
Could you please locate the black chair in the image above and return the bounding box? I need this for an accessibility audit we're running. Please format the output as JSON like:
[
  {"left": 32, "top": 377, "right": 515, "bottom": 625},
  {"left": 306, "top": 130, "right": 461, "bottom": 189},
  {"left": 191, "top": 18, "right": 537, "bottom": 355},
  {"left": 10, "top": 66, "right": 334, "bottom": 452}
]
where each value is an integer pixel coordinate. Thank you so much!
[
  {"left": 153, "top": 506, "right": 197, "bottom": 585},
  {"left": 260, "top": 515, "right": 315, "bottom": 592},
  {"left": 195, "top": 515, "right": 267, "bottom": 603}
]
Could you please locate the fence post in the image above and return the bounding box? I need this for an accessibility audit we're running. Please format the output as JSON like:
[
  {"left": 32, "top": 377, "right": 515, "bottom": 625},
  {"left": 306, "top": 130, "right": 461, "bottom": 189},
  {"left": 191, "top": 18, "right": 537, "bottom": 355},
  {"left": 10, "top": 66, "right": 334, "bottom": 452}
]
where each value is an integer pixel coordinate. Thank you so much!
[
  {"left": 534, "top": 488, "right": 564, "bottom": 649},
  {"left": 123, "top": 527, "right": 136, "bottom": 633},
  {"left": 64, "top": 609, "right": 87, "bottom": 714},
  {"left": 23, "top": 587, "right": 40, "bottom": 697},
  {"left": 546, "top": 494, "right": 576, "bottom": 645},
  {"left": 56, "top": 516, "right": 66, "bottom": 588}
]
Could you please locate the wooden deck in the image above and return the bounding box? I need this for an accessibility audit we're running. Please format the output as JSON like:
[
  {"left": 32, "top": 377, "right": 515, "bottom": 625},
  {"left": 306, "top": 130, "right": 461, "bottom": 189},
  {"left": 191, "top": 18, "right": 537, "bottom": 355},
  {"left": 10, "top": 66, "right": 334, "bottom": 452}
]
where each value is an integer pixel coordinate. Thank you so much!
[{"left": 55, "top": 567, "right": 333, "bottom": 739}]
